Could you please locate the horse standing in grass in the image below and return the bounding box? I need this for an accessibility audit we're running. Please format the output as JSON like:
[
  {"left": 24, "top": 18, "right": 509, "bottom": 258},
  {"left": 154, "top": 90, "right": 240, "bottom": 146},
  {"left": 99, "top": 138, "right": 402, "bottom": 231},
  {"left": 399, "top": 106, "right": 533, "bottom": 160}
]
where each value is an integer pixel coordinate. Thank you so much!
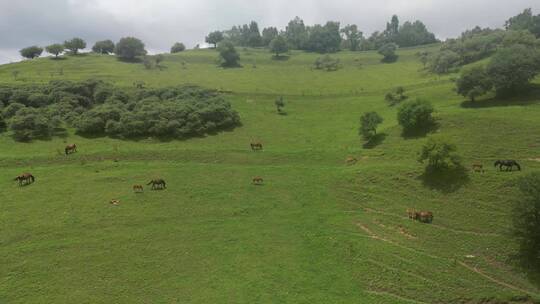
[
  {"left": 65, "top": 144, "right": 77, "bottom": 155},
  {"left": 251, "top": 142, "right": 263, "bottom": 151},
  {"left": 133, "top": 185, "right": 144, "bottom": 193},
  {"left": 252, "top": 176, "right": 264, "bottom": 185},
  {"left": 14, "top": 173, "right": 35, "bottom": 186},
  {"left": 416, "top": 211, "right": 434, "bottom": 223},
  {"left": 472, "top": 163, "right": 484, "bottom": 173},
  {"left": 494, "top": 160, "right": 521, "bottom": 171},
  {"left": 147, "top": 179, "right": 166, "bottom": 190}
]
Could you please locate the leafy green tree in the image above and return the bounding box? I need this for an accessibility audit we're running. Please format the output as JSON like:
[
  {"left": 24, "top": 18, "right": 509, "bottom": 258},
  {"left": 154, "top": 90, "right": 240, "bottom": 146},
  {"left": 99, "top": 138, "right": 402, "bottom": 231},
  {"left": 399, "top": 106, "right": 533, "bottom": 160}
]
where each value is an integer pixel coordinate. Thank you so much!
[
  {"left": 359, "top": 112, "right": 383, "bottom": 140},
  {"left": 512, "top": 172, "right": 540, "bottom": 276},
  {"left": 115, "top": 37, "right": 147, "bottom": 60},
  {"left": 428, "top": 50, "right": 461, "bottom": 74},
  {"left": 2, "top": 103, "right": 25, "bottom": 119},
  {"left": 269, "top": 35, "right": 289, "bottom": 57},
  {"left": 217, "top": 41, "right": 240, "bottom": 67},
  {"left": 341, "top": 24, "right": 363, "bottom": 51},
  {"left": 246, "top": 21, "right": 262, "bottom": 47},
  {"left": 305, "top": 21, "right": 342, "bottom": 53},
  {"left": 502, "top": 30, "right": 540, "bottom": 47},
  {"left": 45, "top": 44, "right": 64, "bottom": 58},
  {"left": 92, "top": 40, "right": 115, "bottom": 54},
  {"left": 64, "top": 38, "right": 86, "bottom": 54},
  {"left": 20, "top": 46, "right": 43, "bottom": 59},
  {"left": 285, "top": 17, "right": 308, "bottom": 50},
  {"left": 262, "top": 27, "right": 279, "bottom": 46},
  {"left": 314, "top": 55, "right": 340, "bottom": 71},
  {"left": 378, "top": 43, "right": 398, "bottom": 62},
  {"left": 456, "top": 66, "right": 493, "bottom": 102},
  {"left": 397, "top": 99, "right": 435, "bottom": 133},
  {"left": 206, "top": 31, "right": 224, "bottom": 48},
  {"left": 395, "top": 21, "right": 438, "bottom": 47},
  {"left": 8, "top": 107, "right": 54, "bottom": 141},
  {"left": 170, "top": 42, "right": 186, "bottom": 53},
  {"left": 418, "top": 136, "right": 462, "bottom": 171},
  {"left": 486, "top": 44, "right": 540, "bottom": 94},
  {"left": 385, "top": 15, "right": 400, "bottom": 40}
]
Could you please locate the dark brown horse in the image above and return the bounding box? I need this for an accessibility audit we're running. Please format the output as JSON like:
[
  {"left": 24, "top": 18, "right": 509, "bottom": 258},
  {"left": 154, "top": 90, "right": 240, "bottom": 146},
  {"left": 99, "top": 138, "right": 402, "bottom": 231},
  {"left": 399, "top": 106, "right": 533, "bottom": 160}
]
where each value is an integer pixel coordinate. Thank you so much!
[
  {"left": 406, "top": 209, "right": 433, "bottom": 223},
  {"left": 147, "top": 179, "right": 166, "bottom": 190},
  {"left": 252, "top": 176, "right": 264, "bottom": 185},
  {"left": 65, "top": 144, "right": 77, "bottom": 155},
  {"left": 251, "top": 142, "right": 263, "bottom": 151},
  {"left": 14, "top": 173, "right": 35, "bottom": 186},
  {"left": 133, "top": 185, "right": 144, "bottom": 193},
  {"left": 494, "top": 160, "right": 521, "bottom": 171}
]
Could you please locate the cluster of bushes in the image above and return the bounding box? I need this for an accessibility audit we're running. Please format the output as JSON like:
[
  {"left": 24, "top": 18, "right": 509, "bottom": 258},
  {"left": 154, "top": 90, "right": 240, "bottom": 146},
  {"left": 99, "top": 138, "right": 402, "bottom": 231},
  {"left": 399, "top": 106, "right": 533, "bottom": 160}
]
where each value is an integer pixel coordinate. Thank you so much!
[
  {"left": 385, "top": 87, "right": 408, "bottom": 105},
  {"left": 0, "top": 80, "right": 240, "bottom": 141},
  {"left": 205, "top": 14, "right": 437, "bottom": 55},
  {"left": 428, "top": 9, "right": 540, "bottom": 74},
  {"left": 313, "top": 55, "right": 341, "bottom": 71},
  {"left": 456, "top": 44, "right": 540, "bottom": 100}
]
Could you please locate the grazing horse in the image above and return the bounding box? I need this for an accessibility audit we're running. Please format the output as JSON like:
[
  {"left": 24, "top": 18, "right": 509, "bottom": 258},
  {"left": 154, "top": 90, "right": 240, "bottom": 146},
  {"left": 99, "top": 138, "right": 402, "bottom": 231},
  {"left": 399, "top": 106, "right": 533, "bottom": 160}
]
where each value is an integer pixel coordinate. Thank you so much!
[
  {"left": 147, "top": 179, "right": 166, "bottom": 190},
  {"left": 250, "top": 142, "right": 263, "bottom": 151},
  {"left": 346, "top": 157, "right": 358, "bottom": 165},
  {"left": 407, "top": 209, "right": 416, "bottom": 220},
  {"left": 14, "top": 173, "right": 35, "bottom": 186},
  {"left": 133, "top": 185, "right": 144, "bottom": 193},
  {"left": 65, "top": 144, "right": 77, "bottom": 155},
  {"left": 416, "top": 211, "right": 434, "bottom": 223},
  {"left": 252, "top": 176, "right": 264, "bottom": 185},
  {"left": 472, "top": 163, "right": 484, "bottom": 173},
  {"left": 494, "top": 160, "right": 521, "bottom": 171}
]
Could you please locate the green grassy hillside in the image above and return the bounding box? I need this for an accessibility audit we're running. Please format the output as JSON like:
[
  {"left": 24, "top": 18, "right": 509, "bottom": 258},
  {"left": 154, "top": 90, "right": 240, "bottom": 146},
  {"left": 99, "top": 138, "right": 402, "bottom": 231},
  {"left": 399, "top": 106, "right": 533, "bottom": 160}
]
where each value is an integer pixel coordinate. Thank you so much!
[{"left": 1, "top": 46, "right": 540, "bottom": 303}]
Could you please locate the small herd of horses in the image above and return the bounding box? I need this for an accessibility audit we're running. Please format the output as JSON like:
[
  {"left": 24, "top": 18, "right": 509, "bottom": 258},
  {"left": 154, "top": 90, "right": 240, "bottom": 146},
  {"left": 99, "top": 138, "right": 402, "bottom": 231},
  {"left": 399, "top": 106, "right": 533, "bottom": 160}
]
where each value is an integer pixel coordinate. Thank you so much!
[{"left": 13, "top": 142, "right": 524, "bottom": 224}]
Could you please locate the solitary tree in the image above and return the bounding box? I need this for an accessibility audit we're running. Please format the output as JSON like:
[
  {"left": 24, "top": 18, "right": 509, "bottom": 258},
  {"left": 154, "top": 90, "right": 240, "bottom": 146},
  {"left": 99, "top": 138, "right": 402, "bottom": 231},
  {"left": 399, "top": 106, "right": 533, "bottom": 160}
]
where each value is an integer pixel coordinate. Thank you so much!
[
  {"left": 359, "top": 112, "right": 383, "bottom": 140},
  {"left": 418, "top": 136, "right": 462, "bottom": 171},
  {"left": 115, "top": 37, "right": 147, "bottom": 60},
  {"left": 397, "top": 99, "right": 435, "bottom": 133},
  {"left": 92, "top": 40, "right": 115, "bottom": 54},
  {"left": 456, "top": 66, "right": 493, "bottom": 102},
  {"left": 275, "top": 96, "right": 285, "bottom": 114},
  {"left": 64, "top": 37, "right": 86, "bottom": 55},
  {"left": 269, "top": 36, "right": 289, "bottom": 57},
  {"left": 378, "top": 43, "right": 399, "bottom": 62},
  {"left": 206, "top": 31, "right": 224, "bottom": 48},
  {"left": 170, "top": 42, "right": 186, "bottom": 53},
  {"left": 45, "top": 44, "right": 64, "bottom": 58},
  {"left": 20, "top": 46, "right": 43, "bottom": 59},
  {"left": 217, "top": 41, "right": 240, "bottom": 67}
]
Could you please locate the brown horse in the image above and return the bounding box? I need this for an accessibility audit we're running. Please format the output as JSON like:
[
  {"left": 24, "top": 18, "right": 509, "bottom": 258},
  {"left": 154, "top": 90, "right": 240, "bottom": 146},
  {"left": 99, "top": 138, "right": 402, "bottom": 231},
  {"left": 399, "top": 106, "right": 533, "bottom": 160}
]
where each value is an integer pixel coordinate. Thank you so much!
[
  {"left": 65, "top": 144, "right": 77, "bottom": 155},
  {"left": 472, "top": 163, "right": 484, "bottom": 173},
  {"left": 14, "top": 173, "right": 35, "bottom": 186},
  {"left": 133, "top": 185, "right": 144, "bottom": 193},
  {"left": 147, "top": 179, "right": 166, "bottom": 190},
  {"left": 252, "top": 176, "right": 264, "bottom": 185},
  {"left": 251, "top": 142, "right": 263, "bottom": 151},
  {"left": 406, "top": 209, "right": 434, "bottom": 223},
  {"left": 346, "top": 156, "right": 358, "bottom": 165}
]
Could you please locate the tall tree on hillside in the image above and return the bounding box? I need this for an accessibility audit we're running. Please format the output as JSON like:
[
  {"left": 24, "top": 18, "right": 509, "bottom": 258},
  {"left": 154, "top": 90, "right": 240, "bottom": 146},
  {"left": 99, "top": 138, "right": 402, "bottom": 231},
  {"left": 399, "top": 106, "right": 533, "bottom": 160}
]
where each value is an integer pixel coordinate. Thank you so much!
[
  {"left": 505, "top": 8, "right": 540, "bottom": 37},
  {"left": 395, "top": 21, "right": 438, "bottom": 47},
  {"left": 385, "top": 15, "right": 400, "bottom": 40},
  {"left": 115, "top": 37, "right": 147, "bottom": 60},
  {"left": 92, "top": 40, "right": 115, "bottom": 54},
  {"left": 217, "top": 41, "right": 240, "bottom": 67},
  {"left": 455, "top": 66, "right": 493, "bottom": 102},
  {"left": 64, "top": 37, "right": 86, "bottom": 55},
  {"left": 20, "top": 46, "right": 43, "bottom": 59},
  {"left": 341, "top": 24, "right": 363, "bottom": 51},
  {"left": 286, "top": 16, "right": 308, "bottom": 49},
  {"left": 305, "top": 21, "right": 342, "bottom": 53},
  {"left": 45, "top": 44, "right": 64, "bottom": 58},
  {"left": 206, "top": 31, "right": 224, "bottom": 48},
  {"left": 170, "top": 42, "right": 186, "bottom": 53},
  {"left": 262, "top": 27, "right": 279, "bottom": 46},
  {"left": 247, "top": 21, "right": 262, "bottom": 47}
]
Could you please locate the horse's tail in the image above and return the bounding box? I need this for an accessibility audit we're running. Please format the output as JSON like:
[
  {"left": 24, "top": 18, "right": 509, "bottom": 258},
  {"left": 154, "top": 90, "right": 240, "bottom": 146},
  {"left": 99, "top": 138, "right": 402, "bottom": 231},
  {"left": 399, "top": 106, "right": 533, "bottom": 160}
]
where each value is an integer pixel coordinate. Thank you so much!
[
  {"left": 162, "top": 180, "right": 167, "bottom": 188},
  {"left": 65, "top": 148, "right": 69, "bottom": 155},
  {"left": 516, "top": 162, "right": 521, "bottom": 171},
  {"left": 30, "top": 175, "right": 35, "bottom": 182}
]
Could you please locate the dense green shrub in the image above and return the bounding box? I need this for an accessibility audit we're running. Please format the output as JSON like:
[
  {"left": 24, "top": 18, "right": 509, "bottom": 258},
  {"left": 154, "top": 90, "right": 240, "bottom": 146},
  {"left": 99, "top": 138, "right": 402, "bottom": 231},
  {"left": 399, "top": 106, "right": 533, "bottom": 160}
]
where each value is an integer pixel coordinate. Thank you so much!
[
  {"left": 418, "top": 136, "right": 462, "bottom": 171},
  {"left": 455, "top": 66, "right": 493, "bottom": 102},
  {"left": 359, "top": 112, "right": 383, "bottom": 140},
  {"left": 397, "top": 99, "right": 435, "bottom": 133},
  {"left": 0, "top": 80, "right": 241, "bottom": 141}
]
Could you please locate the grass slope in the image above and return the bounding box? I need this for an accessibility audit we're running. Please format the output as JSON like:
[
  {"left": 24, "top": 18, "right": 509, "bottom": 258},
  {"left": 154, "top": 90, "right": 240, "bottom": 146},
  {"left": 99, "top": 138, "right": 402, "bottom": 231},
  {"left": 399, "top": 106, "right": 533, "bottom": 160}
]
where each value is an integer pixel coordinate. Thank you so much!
[{"left": 1, "top": 46, "right": 540, "bottom": 303}]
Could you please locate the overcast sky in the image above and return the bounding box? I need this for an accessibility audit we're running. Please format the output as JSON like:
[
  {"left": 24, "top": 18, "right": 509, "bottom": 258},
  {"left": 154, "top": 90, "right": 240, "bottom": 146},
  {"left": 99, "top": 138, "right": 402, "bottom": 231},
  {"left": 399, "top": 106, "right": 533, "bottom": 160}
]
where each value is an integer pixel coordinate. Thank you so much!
[{"left": 1, "top": 0, "right": 539, "bottom": 63}]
